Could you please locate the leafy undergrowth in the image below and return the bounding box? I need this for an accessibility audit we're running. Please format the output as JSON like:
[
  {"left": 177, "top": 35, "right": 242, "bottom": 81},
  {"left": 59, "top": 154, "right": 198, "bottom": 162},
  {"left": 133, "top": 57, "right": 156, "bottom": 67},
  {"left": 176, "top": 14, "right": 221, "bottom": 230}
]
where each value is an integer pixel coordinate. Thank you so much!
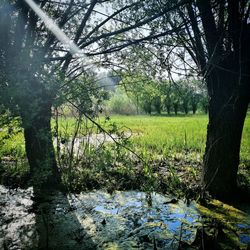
[
  {"left": 0, "top": 118, "right": 29, "bottom": 188},
  {"left": 0, "top": 157, "right": 30, "bottom": 188},
  {"left": 62, "top": 157, "right": 250, "bottom": 203},
  {"left": 0, "top": 145, "right": 203, "bottom": 198},
  {"left": 59, "top": 149, "right": 248, "bottom": 205}
]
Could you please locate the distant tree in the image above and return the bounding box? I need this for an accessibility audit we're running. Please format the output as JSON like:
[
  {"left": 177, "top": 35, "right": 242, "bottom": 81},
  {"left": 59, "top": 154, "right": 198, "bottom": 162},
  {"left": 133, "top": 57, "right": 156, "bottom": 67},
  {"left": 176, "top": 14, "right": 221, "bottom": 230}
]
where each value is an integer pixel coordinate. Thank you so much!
[
  {"left": 152, "top": 95, "right": 162, "bottom": 114},
  {"left": 190, "top": 93, "right": 200, "bottom": 114},
  {"left": 189, "top": 80, "right": 203, "bottom": 114},
  {"left": 179, "top": 83, "right": 190, "bottom": 115},
  {"left": 106, "top": 87, "right": 137, "bottom": 115},
  {"left": 160, "top": 81, "right": 172, "bottom": 115},
  {"left": 172, "top": 90, "right": 181, "bottom": 115},
  {"left": 199, "top": 89, "right": 209, "bottom": 114},
  {"left": 120, "top": 73, "right": 160, "bottom": 115}
]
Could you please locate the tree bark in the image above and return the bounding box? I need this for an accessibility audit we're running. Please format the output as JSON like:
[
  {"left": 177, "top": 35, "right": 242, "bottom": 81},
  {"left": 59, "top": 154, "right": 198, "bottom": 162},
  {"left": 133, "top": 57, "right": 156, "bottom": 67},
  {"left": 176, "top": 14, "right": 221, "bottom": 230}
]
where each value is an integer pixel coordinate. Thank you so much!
[
  {"left": 202, "top": 68, "right": 249, "bottom": 199},
  {"left": 22, "top": 100, "right": 61, "bottom": 193},
  {"left": 191, "top": 101, "right": 197, "bottom": 114}
]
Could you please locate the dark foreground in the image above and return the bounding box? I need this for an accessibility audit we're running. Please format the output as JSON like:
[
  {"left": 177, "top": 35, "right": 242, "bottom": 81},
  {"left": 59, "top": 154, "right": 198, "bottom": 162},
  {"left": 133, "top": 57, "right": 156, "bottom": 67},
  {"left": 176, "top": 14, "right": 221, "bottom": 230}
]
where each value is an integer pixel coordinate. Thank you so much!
[{"left": 0, "top": 185, "right": 250, "bottom": 250}]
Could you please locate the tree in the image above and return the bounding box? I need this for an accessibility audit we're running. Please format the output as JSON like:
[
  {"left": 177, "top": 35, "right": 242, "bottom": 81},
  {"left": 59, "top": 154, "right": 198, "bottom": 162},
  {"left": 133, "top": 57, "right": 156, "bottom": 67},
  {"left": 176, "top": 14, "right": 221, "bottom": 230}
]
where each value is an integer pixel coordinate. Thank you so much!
[
  {"left": 178, "top": 81, "right": 191, "bottom": 114},
  {"left": 186, "top": 79, "right": 203, "bottom": 114},
  {"left": 159, "top": 81, "right": 173, "bottom": 114},
  {"left": 120, "top": 73, "right": 160, "bottom": 115},
  {"left": 190, "top": 91, "right": 199, "bottom": 114},
  {"left": 175, "top": 0, "right": 250, "bottom": 198},
  {"left": 111, "top": 0, "right": 250, "bottom": 198},
  {"left": 0, "top": 0, "right": 177, "bottom": 192},
  {"left": 172, "top": 92, "right": 181, "bottom": 116},
  {"left": 152, "top": 95, "right": 162, "bottom": 114},
  {"left": 199, "top": 89, "right": 208, "bottom": 114}
]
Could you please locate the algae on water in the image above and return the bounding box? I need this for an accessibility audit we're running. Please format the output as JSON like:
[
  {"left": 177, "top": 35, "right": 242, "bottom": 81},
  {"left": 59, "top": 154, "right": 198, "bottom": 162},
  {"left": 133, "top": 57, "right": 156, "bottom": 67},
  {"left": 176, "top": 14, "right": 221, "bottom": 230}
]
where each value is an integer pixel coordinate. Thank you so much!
[{"left": 0, "top": 186, "right": 249, "bottom": 249}]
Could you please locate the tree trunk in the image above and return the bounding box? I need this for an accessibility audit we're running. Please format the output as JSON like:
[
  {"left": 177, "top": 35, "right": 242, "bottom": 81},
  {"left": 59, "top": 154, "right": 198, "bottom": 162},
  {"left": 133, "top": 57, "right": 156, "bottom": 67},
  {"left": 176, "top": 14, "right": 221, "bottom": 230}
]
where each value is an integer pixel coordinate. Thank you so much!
[
  {"left": 22, "top": 100, "right": 61, "bottom": 193},
  {"left": 167, "top": 105, "right": 171, "bottom": 115},
  {"left": 183, "top": 104, "right": 188, "bottom": 114},
  {"left": 174, "top": 104, "right": 178, "bottom": 115},
  {"left": 202, "top": 70, "right": 249, "bottom": 199},
  {"left": 203, "top": 104, "right": 208, "bottom": 114},
  {"left": 192, "top": 103, "right": 197, "bottom": 114}
]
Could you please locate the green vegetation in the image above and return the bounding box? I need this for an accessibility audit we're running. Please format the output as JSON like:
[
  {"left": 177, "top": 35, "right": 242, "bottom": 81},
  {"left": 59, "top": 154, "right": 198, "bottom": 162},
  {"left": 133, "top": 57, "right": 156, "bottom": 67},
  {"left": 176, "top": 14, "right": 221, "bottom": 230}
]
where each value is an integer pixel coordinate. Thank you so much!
[
  {"left": 1, "top": 1, "right": 249, "bottom": 248},
  {"left": 0, "top": 119, "right": 28, "bottom": 187},
  {"left": 1, "top": 114, "right": 249, "bottom": 196},
  {"left": 106, "top": 115, "right": 207, "bottom": 153},
  {"left": 106, "top": 77, "right": 208, "bottom": 116},
  {"left": 103, "top": 114, "right": 250, "bottom": 162}
]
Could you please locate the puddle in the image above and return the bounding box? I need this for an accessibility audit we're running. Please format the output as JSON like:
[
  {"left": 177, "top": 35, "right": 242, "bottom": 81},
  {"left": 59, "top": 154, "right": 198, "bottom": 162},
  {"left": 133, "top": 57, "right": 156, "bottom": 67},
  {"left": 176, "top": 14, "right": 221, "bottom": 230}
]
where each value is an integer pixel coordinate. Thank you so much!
[
  {"left": 0, "top": 186, "right": 249, "bottom": 249},
  {"left": 56, "top": 132, "right": 133, "bottom": 152}
]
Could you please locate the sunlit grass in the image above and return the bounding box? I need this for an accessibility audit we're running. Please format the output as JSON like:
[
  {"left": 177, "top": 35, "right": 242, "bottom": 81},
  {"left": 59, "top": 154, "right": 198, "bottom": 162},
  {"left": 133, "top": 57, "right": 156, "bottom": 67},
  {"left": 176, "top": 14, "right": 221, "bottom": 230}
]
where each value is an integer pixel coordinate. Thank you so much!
[
  {"left": 241, "top": 115, "right": 250, "bottom": 162},
  {"left": 100, "top": 114, "right": 250, "bottom": 162},
  {"left": 1, "top": 113, "right": 249, "bottom": 162},
  {"left": 1, "top": 113, "right": 249, "bottom": 191}
]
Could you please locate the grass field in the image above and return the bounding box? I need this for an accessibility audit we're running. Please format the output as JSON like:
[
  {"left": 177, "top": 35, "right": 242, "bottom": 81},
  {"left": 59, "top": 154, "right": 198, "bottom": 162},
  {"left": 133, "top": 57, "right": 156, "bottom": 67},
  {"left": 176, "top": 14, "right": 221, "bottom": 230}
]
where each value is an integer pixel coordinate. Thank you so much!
[
  {"left": 101, "top": 114, "right": 250, "bottom": 163},
  {"left": 1, "top": 113, "right": 249, "bottom": 164},
  {"left": 0, "top": 113, "right": 249, "bottom": 192}
]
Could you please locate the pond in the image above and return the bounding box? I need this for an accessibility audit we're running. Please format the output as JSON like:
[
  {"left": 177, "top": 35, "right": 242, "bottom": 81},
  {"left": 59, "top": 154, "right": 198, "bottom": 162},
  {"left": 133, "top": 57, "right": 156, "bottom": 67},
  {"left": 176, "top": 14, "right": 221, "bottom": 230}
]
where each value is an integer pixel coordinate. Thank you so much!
[{"left": 0, "top": 185, "right": 249, "bottom": 249}]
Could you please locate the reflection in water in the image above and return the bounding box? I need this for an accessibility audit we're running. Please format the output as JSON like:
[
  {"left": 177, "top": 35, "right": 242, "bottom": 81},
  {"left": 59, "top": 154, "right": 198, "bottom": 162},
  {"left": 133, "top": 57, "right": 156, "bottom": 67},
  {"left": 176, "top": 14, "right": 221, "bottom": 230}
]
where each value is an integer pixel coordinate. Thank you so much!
[{"left": 0, "top": 186, "right": 250, "bottom": 249}]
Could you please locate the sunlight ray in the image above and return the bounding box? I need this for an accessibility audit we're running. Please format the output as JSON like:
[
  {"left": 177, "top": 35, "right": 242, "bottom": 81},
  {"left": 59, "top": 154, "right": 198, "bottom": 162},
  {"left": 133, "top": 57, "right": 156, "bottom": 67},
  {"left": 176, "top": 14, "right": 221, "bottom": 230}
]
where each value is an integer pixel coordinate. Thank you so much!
[{"left": 24, "top": 0, "right": 86, "bottom": 59}]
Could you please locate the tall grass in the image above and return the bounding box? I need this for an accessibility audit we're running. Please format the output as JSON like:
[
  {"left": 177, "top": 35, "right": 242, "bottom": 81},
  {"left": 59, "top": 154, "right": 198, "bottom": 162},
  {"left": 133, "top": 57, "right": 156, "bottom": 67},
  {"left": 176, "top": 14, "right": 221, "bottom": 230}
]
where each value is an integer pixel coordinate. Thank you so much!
[
  {"left": 102, "top": 114, "right": 250, "bottom": 162},
  {"left": 1, "top": 114, "right": 249, "bottom": 165},
  {"left": 1, "top": 113, "right": 249, "bottom": 191}
]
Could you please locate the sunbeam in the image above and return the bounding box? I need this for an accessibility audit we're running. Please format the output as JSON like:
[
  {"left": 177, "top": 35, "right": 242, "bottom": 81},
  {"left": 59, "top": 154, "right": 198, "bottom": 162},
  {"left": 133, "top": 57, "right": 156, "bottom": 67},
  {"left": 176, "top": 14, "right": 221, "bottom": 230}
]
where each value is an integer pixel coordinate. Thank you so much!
[{"left": 24, "top": 0, "right": 86, "bottom": 59}]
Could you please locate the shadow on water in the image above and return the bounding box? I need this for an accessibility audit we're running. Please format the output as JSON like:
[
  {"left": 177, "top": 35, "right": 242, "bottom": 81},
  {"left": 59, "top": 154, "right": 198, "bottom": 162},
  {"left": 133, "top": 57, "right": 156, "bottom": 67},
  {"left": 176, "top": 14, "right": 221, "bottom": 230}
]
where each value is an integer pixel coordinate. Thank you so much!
[
  {"left": 1, "top": 186, "right": 250, "bottom": 249},
  {"left": 34, "top": 190, "right": 250, "bottom": 249},
  {"left": 0, "top": 185, "right": 96, "bottom": 250},
  {"left": 33, "top": 188, "right": 96, "bottom": 250}
]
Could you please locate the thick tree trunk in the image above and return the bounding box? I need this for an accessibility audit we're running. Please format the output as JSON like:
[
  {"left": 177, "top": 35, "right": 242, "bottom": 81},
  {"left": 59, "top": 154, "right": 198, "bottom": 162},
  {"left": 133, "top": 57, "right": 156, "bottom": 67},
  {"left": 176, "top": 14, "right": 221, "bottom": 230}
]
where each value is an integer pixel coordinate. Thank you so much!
[
  {"left": 202, "top": 70, "right": 249, "bottom": 199},
  {"left": 22, "top": 101, "right": 61, "bottom": 192}
]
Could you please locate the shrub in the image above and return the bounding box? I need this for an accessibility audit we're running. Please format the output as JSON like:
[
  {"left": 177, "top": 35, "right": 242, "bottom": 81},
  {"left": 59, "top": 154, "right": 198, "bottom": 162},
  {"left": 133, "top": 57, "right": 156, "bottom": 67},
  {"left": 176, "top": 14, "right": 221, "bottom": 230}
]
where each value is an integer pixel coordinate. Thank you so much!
[{"left": 105, "top": 88, "right": 138, "bottom": 115}]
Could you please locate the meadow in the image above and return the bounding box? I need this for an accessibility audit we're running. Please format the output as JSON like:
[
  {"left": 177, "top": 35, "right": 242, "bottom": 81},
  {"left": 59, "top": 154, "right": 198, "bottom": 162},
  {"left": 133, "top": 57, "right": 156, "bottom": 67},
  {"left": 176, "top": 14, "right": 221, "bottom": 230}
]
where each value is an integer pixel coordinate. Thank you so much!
[
  {"left": 100, "top": 114, "right": 250, "bottom": 163},
  {"left": 0, "top": 113, "right": 249, "bottom": 193}
]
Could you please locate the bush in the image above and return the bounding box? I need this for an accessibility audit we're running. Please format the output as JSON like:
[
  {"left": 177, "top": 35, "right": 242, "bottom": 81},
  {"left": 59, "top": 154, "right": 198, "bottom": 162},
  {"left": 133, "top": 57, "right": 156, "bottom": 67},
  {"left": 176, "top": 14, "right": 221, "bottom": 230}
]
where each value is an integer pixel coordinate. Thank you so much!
[{"left": 105, "top": 88, "right": 138, "bottom": 115}]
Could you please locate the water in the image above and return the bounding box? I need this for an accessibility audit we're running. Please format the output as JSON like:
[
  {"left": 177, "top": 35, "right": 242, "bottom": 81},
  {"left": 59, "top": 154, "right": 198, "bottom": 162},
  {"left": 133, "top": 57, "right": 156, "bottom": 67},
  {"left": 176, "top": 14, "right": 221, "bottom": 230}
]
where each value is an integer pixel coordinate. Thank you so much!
[{"left": 0, "top": 186, "right": 250, "bottom": 249}]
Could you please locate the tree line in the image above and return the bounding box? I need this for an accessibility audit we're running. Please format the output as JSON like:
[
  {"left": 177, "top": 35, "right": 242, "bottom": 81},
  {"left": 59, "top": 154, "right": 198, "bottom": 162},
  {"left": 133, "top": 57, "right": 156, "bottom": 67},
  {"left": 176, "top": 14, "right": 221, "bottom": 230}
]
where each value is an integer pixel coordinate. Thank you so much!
[{"left": 106, "top": 75, "right": 208, "bottom": 115}]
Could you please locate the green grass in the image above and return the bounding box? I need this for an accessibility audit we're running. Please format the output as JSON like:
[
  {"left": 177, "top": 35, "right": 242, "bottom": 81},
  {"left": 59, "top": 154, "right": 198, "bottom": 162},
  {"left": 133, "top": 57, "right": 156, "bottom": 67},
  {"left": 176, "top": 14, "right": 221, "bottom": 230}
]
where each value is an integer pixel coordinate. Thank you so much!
[
  {"left": 2, "top": 113, "right": 249, "bottom": 164},
  {"left": 101, "top": 114, "right": 250, "bottom": 163},
  {"left": 1, "top": 113, "right": 249, "bottom": 192},
  {"left": 0, "top": 129, "right": 25, "bottom": 158}
]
